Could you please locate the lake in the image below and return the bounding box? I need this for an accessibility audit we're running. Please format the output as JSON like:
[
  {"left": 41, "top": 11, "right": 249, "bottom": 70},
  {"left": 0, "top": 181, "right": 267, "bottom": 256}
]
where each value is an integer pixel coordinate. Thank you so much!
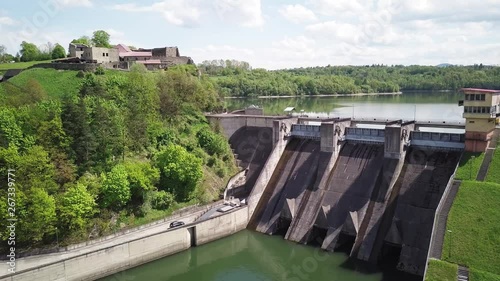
[{"left": 225, "top": 92, "right": 464, "bottom": 123}]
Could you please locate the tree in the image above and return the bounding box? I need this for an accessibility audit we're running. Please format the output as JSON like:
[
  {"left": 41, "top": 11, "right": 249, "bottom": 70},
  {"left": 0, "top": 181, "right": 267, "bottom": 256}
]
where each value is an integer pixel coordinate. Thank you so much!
[
  {"left": 0, "top": 45, "right": 13, "bottom": 63},
  {"left": 58, "top": 184, "right": 96, "bottom": 230},
  {"left": 155, "top": 144, "right": 203, "bottom": 202},
  {"left": 100, "top": 164, "right": 131, "bottom": 209},
  {"left": 71, "top": 36, "right": 91, "bottom": 46},
  {"left": 92, "top": 30, "right": 111, "bottom": 48},
  {"left": 51, "top": 44, "right": 66, "bottom": 59},
  {"left": 123, "top": 160, "right": 160, "bottom": 203},
  {"left": 20, "top": 41, "right": 40, "bottom": 62}
]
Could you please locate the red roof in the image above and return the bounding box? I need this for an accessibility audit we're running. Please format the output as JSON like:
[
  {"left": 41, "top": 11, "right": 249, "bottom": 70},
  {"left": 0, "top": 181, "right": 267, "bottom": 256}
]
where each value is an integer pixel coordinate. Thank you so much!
[
  {"left": 461, "top": 88, "right": 500, "bottom": 94},
  {"left": 120, "top": 51, "right": 152, "bottom": 57},
  {"left": 136, "top": 60, "right": 162, "bottom": 65}
]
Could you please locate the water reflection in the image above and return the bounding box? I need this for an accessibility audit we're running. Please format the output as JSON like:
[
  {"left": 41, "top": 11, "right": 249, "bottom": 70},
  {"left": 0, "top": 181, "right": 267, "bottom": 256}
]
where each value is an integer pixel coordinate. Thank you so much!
[{"left": 226, "top": 92, "right": 463, "bottom": 122}]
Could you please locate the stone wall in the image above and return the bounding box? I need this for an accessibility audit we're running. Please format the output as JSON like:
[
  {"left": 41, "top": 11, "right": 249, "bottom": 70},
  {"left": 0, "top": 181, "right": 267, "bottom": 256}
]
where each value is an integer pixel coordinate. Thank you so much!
[{"left": 29, "top": 63, "right": 99, "bottom": 72}]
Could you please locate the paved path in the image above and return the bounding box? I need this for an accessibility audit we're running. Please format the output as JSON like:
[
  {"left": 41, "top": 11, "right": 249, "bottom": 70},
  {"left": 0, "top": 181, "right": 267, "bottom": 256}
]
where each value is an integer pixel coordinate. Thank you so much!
[
  {"left": 430, "top": 180, "right": 461, "bottom": 259},
  {"left": 476, "top": 129, "right": 499, "bottom": 181}
]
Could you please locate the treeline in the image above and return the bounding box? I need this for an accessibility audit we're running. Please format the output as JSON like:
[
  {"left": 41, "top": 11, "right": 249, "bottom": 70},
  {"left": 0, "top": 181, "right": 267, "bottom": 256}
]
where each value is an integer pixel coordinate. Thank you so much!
[
  {"left": 198, "top": 61, "right": 500, "bottom": 97},
  {"left": 0, "top": 65, "right": 234, "bottom": 248},
  {"left": 0, "top": 42, "right": 66, "bottom": 63}
]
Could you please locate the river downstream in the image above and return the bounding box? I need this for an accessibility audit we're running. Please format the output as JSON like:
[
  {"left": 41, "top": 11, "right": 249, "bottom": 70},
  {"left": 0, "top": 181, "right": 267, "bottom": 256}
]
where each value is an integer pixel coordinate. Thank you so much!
[{"left": 98, "top": 230, "right": 420, "bottom": 281}]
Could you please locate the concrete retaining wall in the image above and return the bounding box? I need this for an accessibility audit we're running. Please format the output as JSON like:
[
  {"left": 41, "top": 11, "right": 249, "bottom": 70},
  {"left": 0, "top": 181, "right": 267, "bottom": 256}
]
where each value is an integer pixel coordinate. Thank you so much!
[
  {"left": 423, "top": 153, "right": 462, "bottom": 279},
  {"left": 0, "top": 207, "right": 249, "bottom": 281},
  {"left": 195, "top": 207, "right": 248, "bottom": 245},
  {"left": 206, "top": 115, "right": 290, "bottom": 140},
  {"left": 247, "top": 120, "right": 293, "bottom": 220}
]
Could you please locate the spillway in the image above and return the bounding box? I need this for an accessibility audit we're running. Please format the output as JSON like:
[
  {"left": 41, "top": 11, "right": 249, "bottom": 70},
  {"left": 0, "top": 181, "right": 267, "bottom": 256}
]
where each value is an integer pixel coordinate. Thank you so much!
[
  {"left": 316, "top": 143, "right": 385, "bottom": 251},
  {"left": 368, "top": 148, "right": 460, "bottom": 275},
  {"left": 249, "top": 139, "right": 322, "bottom": 234},
  {"left": 228, "top": 127, "right": 273, "bottom": 198}
]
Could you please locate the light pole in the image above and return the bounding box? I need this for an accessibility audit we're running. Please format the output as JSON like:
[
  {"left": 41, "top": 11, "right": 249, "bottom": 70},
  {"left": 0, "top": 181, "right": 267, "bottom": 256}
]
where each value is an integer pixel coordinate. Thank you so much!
[
  {"left": 55, "top": 227, "right": 59, "bottom": 248},
  {"left": 470, "top": 156, "right": 476, "bottom": 180},
  {"left": 447, "top": 230, "right": 453, "bottom": 259}
]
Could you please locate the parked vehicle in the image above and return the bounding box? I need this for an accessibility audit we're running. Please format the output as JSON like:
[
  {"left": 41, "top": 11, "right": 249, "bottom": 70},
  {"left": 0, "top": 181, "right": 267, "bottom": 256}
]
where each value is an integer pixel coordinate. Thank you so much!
[
  {"left": 169, "top": 221, "right": 185, "bottom": 228},
  {"left": 217, "top": 205, "right": 234, "bottom": 213}
]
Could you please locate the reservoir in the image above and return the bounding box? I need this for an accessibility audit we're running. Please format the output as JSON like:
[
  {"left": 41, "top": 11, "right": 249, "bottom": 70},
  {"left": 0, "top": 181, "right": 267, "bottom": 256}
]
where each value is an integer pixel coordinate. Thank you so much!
[
  {"left": 225, "top": 92, "right": 464, "bottom": 123},
  {"left": 98, "top": 230, "right": 420, "bottom": 281}
]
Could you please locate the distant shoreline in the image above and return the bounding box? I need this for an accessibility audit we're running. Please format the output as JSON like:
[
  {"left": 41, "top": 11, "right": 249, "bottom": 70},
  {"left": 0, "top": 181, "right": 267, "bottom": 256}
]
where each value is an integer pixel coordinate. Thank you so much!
[{"left": 225, "top": 92, "right": 403, "bottom": 99}]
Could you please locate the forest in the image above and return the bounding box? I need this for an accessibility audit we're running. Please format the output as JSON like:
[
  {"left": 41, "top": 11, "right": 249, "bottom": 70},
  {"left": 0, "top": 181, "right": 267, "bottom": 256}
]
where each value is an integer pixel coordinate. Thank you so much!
[
  {"left": 199, "top": 60, "right": 500, "bottom": 97},
  {"left": 0, "top": 65, "right": 236, "bottom": 249}
]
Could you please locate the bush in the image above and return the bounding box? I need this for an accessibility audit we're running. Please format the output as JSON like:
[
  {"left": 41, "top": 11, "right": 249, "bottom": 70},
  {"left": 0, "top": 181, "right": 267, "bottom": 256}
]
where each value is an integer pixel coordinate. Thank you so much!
[
  {"left": 151, "top": 190, "right": 174, "bottom": 210},
  {"left": 196, "top": 127, "right": 230, "bottom": 156},
  {"left": 95, "top": 66, "right": 105, "bottom": 75},
  {"left": 76, "top": 70, "right": 85, "bottom": 78}
]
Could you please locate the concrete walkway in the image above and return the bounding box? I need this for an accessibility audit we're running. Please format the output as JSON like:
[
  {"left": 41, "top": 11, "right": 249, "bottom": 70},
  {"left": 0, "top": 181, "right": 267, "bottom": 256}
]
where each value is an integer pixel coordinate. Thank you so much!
[
  {"left": 458, "top": 265, "right": 469, "bottom": 281},
  {"left": 430, "top": 180, "right": 461, "bottom": 259},
  {"left": 476, "top": 129, "right": 499, "bottom": 181}
]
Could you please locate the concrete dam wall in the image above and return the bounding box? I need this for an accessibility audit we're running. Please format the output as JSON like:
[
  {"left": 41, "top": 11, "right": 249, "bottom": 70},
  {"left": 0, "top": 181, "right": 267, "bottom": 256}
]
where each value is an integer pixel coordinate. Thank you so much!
[
  {"left": 249, "top": 139, "right": 324, "bottom": 234},
  {"left": 207, "top": 112, "right": 464, "bottom": 277},
  {"left": 228, "top": 127, "right": 274, "bottom": 198}
]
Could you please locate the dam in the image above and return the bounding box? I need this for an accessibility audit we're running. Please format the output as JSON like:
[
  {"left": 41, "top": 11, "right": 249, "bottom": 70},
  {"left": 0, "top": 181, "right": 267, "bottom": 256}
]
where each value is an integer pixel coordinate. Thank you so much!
[{"left": 208, "top": 108, "right": 465, "bottom": 277}]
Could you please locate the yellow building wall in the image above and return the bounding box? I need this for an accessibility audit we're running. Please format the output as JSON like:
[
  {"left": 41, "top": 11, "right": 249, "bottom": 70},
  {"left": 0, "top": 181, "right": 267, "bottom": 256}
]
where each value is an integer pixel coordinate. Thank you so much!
[{"left": 465, "top": 118, "right": 496, "bottom": 133}]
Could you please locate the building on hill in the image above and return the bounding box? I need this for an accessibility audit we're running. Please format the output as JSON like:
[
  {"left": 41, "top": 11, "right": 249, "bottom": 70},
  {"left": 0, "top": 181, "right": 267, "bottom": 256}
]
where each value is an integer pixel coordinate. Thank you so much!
[
  {"left": 461, "top": 88, "right": 500, "bottom": 152},
  {"left": 68, "top": 43, "right": 87, "bottom": 58},
  {"left": 62, "top": 43, "right": 194, "bottom": 71}
]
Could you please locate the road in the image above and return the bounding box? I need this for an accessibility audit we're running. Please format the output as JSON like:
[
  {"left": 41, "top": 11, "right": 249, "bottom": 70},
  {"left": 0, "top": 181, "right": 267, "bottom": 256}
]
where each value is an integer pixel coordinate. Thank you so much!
[{"left": 0, "top": 204, "right": 221, "bottom": 275}]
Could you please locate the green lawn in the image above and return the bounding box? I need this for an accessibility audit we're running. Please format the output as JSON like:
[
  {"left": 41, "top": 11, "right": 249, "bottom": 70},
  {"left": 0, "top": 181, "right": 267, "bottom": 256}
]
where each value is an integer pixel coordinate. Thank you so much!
[
  {"left": 425, "top": 259, "right": 457, "bottom": 281},
  {"left": 443, "top": 180, "right": 500, "bottom": 275},
  {"left": 455, "top": 152, "right": 485, "bottom": 180},
  {"left": 0, "top": 60, "right": 52, "bottom": 71},
  {"left": 470, "top": 269, "right": 500, "bottom": 281},
  {"left": 3, "top": 68, "right": 84, "bottom": 98},
  {"left": 485, "top": 146, "right": 500, "bottom": 184}
]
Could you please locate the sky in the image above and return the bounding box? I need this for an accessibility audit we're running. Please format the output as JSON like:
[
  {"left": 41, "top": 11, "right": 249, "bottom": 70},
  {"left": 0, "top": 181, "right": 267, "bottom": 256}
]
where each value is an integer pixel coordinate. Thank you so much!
[{"left": 1, "top": 0, "right": 500, "bottom": 69}]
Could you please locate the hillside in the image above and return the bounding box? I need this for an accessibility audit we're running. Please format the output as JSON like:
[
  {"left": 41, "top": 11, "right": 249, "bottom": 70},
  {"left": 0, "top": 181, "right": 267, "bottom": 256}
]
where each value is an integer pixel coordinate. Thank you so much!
[{"left": 0, "top": 65, "right": 236, "bottom": 249}]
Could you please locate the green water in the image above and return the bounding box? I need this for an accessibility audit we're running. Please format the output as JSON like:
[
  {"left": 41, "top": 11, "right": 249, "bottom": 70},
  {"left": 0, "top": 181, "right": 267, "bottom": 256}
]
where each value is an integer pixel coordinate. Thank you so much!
[
  {"left": 98, "top": 230, "right": 421, "bottom": 281},
  {"left": 226, "top": 92, "right": 463, "bottom": 122}
]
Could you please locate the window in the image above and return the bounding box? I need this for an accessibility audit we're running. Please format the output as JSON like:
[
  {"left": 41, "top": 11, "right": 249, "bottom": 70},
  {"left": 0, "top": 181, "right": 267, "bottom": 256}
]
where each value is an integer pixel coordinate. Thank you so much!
[
  {"left": 469, "top": 121, "right": 475, "bottom": 123},
  {"left": 465, "top": 94, "right": 470, "bottom": 101},
  {"left": 481, "top": 94, "right": 486, "bottom": 101},
  {"left": 106, "top": 53, "right": 109, "bottom": 57},
  {"left": 103, "top": 53, "right": 105, "bottom": 56}
]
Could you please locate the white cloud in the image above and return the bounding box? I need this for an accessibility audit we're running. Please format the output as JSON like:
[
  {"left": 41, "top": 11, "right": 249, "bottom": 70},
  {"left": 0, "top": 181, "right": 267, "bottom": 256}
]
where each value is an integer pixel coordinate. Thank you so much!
[
  {"left": 0, "top": 16, "right": 15, "bottom": 26},
  {"left": 213, "top": 0, "right": 264, "bottom": 27},
  {"left": 56, "top": 0, "right": 93, "bottom": 7},
  {"left": 111, "top": 0, "right": 202, "bottom": 27},
  {"left": 279, "top": 4, "right": 317, "bottom": 24}
]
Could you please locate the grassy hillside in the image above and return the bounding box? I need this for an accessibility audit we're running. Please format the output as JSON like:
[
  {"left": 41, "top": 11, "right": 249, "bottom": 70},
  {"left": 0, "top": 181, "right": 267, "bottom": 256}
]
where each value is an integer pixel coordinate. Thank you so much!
[
  {"left": 425, "top": 260, "right": 457, "bottom": 281},
  {"left": 3, "top": 68, "right": 83, "bottom": 98},
  {"left": 0, "top": 60, "right": 52, "bottom": 72},
  {"left": 486, "top": 141, "right": 500, "bottom": 184},
  {"left": 442, "top": 181, "right": 500, "bottom": 275},
  {"left": 455, "top": 152, "right": 484, "bottom": 180}
]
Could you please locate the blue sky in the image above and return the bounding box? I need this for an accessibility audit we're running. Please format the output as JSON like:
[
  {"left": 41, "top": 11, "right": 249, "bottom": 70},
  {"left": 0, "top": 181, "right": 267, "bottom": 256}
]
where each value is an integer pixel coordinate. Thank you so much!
[{"left": 1, "top": 0, "right": 500, "bottom": 69}]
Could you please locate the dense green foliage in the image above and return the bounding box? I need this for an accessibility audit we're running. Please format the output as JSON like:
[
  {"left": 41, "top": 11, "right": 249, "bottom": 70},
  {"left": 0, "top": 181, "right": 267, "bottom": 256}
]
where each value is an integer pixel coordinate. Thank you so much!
[
  {"left": 443, "top": 181, "right": 500, "bottom": 275},
  {"left": 455, "top": 152, "right": 484, "bottom": 180},
  {"left": 425, "top": 259, "right": 457, "bottom": 281},
  {"left": 0, "top": 65, "right": 235, "bottom": 248},
  {"left": 199, "top": 60, "right": 500, "bottom": 97}
]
